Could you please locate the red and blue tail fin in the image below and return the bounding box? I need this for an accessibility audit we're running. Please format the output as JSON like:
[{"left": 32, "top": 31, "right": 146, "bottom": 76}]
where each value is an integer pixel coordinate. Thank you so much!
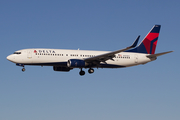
[{"left": 127, "top": 25, "right": 161, "bottom": 54}]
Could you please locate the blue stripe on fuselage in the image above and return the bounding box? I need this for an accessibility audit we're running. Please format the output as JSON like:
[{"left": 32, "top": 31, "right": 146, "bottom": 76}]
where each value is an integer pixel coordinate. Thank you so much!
[{"left": 21, "top": 62, "right": 125, "bottom": 68}]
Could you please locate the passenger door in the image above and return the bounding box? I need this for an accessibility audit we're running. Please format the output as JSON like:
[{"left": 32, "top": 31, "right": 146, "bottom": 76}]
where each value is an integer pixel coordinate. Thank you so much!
[{"left": 27, "top": 50, "right": 32, "bottom": 59}]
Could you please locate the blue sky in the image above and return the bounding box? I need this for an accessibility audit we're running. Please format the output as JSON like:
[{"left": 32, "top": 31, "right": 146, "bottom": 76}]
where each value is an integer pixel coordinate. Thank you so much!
[{"left": 1, "top": 0, "right": 179, "bottom": 120}]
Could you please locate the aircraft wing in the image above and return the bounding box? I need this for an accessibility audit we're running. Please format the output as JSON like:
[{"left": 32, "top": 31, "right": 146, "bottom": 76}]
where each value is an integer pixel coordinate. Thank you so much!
[{"left": 84, "top": 36, "right": 140, "bottom": 63}]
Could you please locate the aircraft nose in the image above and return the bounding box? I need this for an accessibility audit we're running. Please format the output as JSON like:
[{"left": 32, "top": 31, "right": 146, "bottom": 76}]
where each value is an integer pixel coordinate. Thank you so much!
[
  {"left": 7, "top": 55, "right": 10, "bottom": 61},
  {"left": 7, "top": 55, "right": 14, "bottom": 62}
]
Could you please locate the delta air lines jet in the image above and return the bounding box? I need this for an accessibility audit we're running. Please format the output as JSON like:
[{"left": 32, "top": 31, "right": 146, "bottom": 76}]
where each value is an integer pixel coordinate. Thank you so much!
[{"left": 7, "top": 25, "right": 173, "bottom": 76}]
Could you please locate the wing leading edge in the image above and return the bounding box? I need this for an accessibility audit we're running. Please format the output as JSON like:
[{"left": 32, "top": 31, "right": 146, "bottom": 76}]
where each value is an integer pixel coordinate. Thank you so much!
[{"left": 84, "top": 36, "right": 140, "bottom": 63}]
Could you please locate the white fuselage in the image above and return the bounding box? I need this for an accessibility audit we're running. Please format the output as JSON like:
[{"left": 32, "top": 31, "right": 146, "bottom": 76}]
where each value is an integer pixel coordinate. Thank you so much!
[
  {"left": 6, "top": 25, "right": 172, "bottom": 76},
  {"left": 7, "top": 48, "right": 153, "bottom": 68}
]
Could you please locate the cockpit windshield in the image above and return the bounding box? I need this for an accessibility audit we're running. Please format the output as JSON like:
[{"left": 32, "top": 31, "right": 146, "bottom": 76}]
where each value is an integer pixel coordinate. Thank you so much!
[{"left": 13, "top": 52, "right": 21, "bottom": 54}]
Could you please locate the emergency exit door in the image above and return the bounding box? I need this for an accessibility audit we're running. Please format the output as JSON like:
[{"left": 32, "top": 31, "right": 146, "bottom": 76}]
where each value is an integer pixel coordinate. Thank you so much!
[{"left": 134, "top": 54, "right": 138, "bottom": 63}]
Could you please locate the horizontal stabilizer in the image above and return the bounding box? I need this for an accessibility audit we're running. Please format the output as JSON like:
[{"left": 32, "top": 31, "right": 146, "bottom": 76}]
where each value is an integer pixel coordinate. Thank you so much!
[{"left": 146, "top": 51, "right": 173, "bottom": 58}]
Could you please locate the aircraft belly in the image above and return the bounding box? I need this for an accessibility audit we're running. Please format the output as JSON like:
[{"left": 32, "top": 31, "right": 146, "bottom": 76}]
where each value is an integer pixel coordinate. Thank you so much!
[
  {"left": 25, "top": 62, "right": 68, "bottom": 66},
  {"left": 22, "top": 55, "right": 68, "bottom": 66},
  {"left": 98, "top": 63, "right": 125, "bottom": 68},
  {"left": 104, "top": 59, "right": 134, "bottom": 68}
]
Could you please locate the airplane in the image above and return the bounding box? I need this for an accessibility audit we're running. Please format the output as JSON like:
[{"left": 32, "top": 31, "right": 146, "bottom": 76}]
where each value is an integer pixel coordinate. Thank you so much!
[{"left": 7, "top": 25, "right": 173, "bottom": 76}]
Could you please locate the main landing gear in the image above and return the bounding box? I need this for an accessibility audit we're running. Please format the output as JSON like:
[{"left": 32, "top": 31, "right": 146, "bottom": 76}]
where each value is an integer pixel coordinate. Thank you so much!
[
  {"left": 79, "top": 68, "right": 94, "bottom": 76},
  {"left": 88, "top": 68, "right": 94, "bottom": 74},
  {"left": 79, "top": 69, "right": 85, "bottom": 76}
]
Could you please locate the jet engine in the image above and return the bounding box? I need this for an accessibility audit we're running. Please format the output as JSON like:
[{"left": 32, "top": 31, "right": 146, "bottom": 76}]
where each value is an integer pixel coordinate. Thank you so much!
[{"left": 67, "top": 59, "right": 88, "bottom": 68}]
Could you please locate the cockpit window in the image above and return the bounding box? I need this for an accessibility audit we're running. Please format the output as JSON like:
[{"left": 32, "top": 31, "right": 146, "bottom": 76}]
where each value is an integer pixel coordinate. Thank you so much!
[{"left": 13, "top": 52, "right": 21, "bottom": 54}]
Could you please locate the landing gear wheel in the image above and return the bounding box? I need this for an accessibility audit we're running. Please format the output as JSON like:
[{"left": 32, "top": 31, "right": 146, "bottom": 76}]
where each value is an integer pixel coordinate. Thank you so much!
[
  {"left": 22, "top": 68, "right": 25, "bottom": 72},
  {"left": 79, "top": 70, "right": 85, "bottom": 76},
  {"left": 88, "top": 68, "right": 94, "bottom": 74}
]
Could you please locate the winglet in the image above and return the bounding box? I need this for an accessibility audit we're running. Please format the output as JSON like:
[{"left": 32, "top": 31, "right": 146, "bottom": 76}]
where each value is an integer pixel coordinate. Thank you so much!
[{"left": 128, "top": 35, "right": 140, "bottom": 48}]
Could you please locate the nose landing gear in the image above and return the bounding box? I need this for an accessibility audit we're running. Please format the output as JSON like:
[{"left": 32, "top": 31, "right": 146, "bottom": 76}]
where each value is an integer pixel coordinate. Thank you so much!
[
  {"left": 22, "top": 68, "right": 25, "bottom": 72},
  {"left": 16, "top": 63, "right": 26, "bottom": 72},
  {"left": 16, "top": 64, "right": 25, "bottom": 72}
]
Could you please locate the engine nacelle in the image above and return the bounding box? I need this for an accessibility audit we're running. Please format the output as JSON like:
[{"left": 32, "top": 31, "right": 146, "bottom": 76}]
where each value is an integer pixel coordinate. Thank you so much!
[
  {"left": 53, "top": 66, "right": 72, "bottom": 72},
  {"left": 67, "top": 59, "right": 88, "bottom": 68}
]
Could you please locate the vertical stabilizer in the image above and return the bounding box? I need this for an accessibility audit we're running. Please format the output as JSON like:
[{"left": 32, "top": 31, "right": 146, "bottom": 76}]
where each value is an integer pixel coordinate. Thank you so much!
[{"left": 127, "top": 25, "right": 161, "bottom": 54}]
